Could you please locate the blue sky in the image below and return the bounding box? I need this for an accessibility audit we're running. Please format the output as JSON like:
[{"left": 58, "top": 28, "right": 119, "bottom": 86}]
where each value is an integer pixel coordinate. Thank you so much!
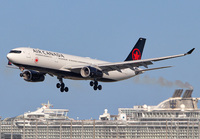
[{"left": 0, "top": 1, "right": 199, "bottom": 120}]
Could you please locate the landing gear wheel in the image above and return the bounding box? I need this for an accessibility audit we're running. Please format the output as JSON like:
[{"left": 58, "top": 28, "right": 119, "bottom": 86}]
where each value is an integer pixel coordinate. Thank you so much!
[
  {"left": 60, "top": 87, "right": 64, "bottom": 92},
  {"left": 90, "top": 80, "right": 102, "bottom": 91},
  {"left": 64, "top": 87, "right": 69, "bottom": 92},
  {"left": 90, "top": 81, "right": 94, "bottom": 86},
  {"left": 98, "top": 85, "right": 102, "bottom": 90},
  {"left": 94, "top": 81, "right": 98, "bottom": 86},
  {"left": 61, "top": 83, "right": 65, "bottom": 88},
  {"left": 56, "top": 77, "right": 69, "bottom": 92},
  {"left": 94, "top": 85, "right": 98, "bottom": 91},
  {"left": 56, "top": 83, "right": 61, "bottom": 88}
]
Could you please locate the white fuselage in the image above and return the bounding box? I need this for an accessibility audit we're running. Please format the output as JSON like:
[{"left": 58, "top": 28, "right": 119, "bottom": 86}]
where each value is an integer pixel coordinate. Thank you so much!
[{"left": 7, "top": 47, "right": 141, "bottom": 82}]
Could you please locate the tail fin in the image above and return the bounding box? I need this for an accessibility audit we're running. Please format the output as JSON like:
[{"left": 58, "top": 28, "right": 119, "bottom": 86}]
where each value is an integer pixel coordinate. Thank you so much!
[{"left": 125, "top": 38, "right": 146, "bottom": 61}]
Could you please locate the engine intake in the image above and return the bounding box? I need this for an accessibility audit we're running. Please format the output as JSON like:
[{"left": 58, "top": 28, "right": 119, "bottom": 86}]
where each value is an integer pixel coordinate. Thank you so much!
[
  {"left": 80, "top": 66, "right": 103, "bottom": 78},
  {"left": 22, "top": 70, "right": 45, "bottom": 82}
]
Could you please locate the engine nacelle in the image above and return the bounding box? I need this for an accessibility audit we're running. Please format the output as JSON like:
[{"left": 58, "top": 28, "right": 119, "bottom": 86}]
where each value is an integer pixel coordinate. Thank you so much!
[
  {"left": 80, "top": 66, "right": 103, "bottom": 78},
  {"left": 22, "top": 70, "right": 45, "bottom": 82}
]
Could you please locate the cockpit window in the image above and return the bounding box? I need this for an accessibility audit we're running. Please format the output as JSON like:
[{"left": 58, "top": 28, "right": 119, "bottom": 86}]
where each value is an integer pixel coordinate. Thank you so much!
[{"left": 9, "top": 50, "right": 22, "bottom": 54}]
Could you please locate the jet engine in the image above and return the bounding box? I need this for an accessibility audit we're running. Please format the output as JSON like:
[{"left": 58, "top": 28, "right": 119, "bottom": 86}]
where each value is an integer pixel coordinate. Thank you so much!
[
  {"left": 21, "top": 70, "right": 45, "bottom": 82},
  {"left": 80, "top": 66, "right": 103, "bottom": 78}
]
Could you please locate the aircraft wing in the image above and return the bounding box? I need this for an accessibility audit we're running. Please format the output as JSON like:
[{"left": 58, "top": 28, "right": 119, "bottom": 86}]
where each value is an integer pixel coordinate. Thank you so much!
[
  {"left": 6, "top": 61, "right": 19, "bottom": 69},
  {"left": 97, "top": 48, "right": 195, "bottom": 71},
  {"left": 62, "top": 48, "right": 194, "bottom": 73}
]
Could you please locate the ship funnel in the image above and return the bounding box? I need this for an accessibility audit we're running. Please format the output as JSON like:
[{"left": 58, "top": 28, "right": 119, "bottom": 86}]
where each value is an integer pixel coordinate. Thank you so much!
[
  {"left": 172, "top": 89, "right": 183, "bottom": 98},
  {"left": 182, "top": 89, "right": 193, "bottom": 98}
]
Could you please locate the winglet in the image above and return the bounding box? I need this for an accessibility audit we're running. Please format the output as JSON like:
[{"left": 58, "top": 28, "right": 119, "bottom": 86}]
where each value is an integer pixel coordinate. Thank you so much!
[{"left": 185, "top": 48, "right": 195, "bottom": 55}]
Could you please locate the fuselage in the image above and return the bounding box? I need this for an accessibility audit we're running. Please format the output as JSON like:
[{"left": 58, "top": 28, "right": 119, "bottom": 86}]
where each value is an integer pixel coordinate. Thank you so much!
[{"left": 7, "top": 47, "right": 140, "bottom": 82}]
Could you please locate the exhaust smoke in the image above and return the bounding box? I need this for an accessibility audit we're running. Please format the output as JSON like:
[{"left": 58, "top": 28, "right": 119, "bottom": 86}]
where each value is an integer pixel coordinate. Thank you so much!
[{"left": 133, "top": 75, "right": 193, "bottom": 89}]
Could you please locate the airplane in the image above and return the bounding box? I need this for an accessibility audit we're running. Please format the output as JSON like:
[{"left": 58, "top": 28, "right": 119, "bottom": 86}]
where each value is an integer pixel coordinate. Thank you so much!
[{"left": 7, "top": 38, "right": 195, "bottom": 92}]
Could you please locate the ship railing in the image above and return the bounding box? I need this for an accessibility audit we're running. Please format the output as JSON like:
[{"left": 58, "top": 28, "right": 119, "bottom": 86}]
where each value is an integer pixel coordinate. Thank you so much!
[{"left": 10, "top": 119, "right": 200, "bottom": 127}]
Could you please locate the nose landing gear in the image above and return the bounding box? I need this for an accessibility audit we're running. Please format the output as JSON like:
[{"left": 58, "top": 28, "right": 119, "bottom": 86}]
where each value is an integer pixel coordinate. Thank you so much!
[
  {"left": 90, "top": 80, "right": 102, "bottom": 91},
  {"left": 56, "top": 77, "right": 69, "bottom": 92}
]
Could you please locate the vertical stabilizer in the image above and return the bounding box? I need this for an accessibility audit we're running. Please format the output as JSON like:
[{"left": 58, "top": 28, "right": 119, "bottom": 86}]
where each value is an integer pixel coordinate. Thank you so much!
[{"left": 125, "top": 38, "right": 146, "bottom": 61}]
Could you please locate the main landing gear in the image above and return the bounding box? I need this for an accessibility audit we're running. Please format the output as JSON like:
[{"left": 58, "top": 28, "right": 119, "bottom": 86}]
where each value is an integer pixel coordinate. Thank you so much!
[
  {"left": 90, "top": 80, "right": 102, "bottom": 91},
  {"left": 56, "top": 78, "right": 69, "bottom": 92}
]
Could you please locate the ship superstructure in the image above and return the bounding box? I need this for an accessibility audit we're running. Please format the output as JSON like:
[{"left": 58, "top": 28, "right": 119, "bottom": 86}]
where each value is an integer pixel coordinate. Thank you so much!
[
  {"left": 0, "top": 89, "right": 200, "bottom": 139},
  {"left": 15, "top": 101, "right": 70, "bottom": 127},
  {"left": 119, "top": 89, "right": 200, "bottom": 121}
]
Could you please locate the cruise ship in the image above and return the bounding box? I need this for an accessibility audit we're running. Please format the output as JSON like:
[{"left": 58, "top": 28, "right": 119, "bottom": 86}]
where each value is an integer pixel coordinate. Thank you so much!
[{"left": 0, "top": 89, "right": 200, "bottom": 139}]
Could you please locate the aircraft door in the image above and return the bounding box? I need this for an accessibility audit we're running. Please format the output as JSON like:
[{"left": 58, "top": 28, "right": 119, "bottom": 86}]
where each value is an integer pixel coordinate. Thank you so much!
[
  {"left": 55, "top": 56, "right": 58, "bottom": 63},
  {"left": 26, "top": 51, "right": 31, "bottom": 58}
]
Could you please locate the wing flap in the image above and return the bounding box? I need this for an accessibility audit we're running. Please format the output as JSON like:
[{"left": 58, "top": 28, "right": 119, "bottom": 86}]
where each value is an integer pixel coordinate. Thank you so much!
[
  {"left": 136, "top": 66, "right": 172, "bottom": 72},
  {"left": 98, "top": 61, "right": 153, "bottom": 71}
]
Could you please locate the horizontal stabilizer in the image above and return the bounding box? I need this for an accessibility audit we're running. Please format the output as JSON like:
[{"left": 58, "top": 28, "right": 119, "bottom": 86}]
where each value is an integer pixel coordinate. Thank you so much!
[{"left": 137, "top": 66, "right": 172, "bottom": 72}]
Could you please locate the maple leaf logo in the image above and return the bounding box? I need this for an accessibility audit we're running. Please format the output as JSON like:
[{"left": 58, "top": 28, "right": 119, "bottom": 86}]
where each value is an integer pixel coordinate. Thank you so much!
[
  {"left": 35, "top": 57, "right": 39, "bottom": 63},
  {"left": 132, "top": 48, "right": 141, "bottom": 60}
]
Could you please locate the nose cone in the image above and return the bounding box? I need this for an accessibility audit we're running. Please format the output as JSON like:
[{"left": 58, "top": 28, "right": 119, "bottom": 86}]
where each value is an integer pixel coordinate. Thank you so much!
[
  {"left": 7, "top": 53, "right": 14, "bottom": 62},
  {"left": 7, "top": 53, "right": 11, "bottom": 59}
]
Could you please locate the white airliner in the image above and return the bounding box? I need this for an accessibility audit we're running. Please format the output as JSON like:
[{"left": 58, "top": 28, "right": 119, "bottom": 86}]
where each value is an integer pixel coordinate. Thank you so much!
[{"left": 7, "top": 38, "right": 194, "bottom": 92}]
